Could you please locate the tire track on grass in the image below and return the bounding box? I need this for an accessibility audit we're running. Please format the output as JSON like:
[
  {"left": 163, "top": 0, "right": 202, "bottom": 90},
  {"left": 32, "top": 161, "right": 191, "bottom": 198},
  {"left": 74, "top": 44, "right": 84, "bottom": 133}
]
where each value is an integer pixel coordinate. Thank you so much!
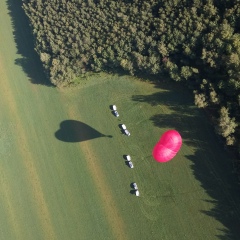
[
  {"left": 67, "top": 107, "right": 128, "bottom": 240},
  {"left": 0, "top": 60, "right": 57, "bottom": 240}
]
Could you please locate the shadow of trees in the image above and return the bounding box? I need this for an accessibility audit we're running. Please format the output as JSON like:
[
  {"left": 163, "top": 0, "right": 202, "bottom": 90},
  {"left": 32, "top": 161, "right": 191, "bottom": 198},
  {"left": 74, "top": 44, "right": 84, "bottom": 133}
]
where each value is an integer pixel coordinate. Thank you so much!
[
  {"left": 6, "top": 0, "right": 52, "bottom": 86},
  {"left": 55, "top": 120, "right": 112, "bottom": 143},
  {"left": 187, "top": 150, "right": 240, "bottom": 240},
  {"left": 132, "top": 83, "right": 202, "bottom": 148},
  {"left": 132, "top": 81, "right": 240, "bottom": 239}
]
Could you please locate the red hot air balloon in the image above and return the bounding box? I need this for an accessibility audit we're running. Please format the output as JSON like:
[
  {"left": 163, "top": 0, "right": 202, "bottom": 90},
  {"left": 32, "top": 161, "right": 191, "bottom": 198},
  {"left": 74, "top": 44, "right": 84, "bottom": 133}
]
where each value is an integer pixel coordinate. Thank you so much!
[{"left": 152, "top": 130, "right": 182, "bottom": 163}]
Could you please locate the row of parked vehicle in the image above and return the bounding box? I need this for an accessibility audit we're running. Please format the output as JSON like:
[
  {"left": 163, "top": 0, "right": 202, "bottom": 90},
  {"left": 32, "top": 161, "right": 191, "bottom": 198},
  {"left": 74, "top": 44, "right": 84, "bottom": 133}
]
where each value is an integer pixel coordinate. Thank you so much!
[
  {"left": 126, "top": 155, "right": 140, "bottom": 197},
  {"left": 111, "top": 105, "right": 139, "bottom": 197},
  {"left": 112, "top": 105, "right": 131, "bottom": 136}
]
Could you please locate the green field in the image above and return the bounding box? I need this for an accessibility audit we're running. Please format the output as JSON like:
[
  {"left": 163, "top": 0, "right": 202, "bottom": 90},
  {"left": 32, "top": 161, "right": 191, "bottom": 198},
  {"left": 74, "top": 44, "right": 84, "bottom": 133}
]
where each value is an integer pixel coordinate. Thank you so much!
[{"left": 0, "top": 0, "right": 240, "bottom": 239}]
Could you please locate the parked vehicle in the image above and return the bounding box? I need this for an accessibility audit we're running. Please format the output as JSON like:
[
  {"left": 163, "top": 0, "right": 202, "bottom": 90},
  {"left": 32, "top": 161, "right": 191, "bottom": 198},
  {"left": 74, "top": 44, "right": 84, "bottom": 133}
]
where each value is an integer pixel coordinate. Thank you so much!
[
  {"left": 124, "top": 129, "right": 130, "bottom": 136},
  {"left": 113, "top": 110, "right": 119, "bottom": 117},
  {"left": 133, "top": 182, "right": 138, "bottom": 190},
  {"left": 128, "top": 161, "right": 134, "bottom": 168}
]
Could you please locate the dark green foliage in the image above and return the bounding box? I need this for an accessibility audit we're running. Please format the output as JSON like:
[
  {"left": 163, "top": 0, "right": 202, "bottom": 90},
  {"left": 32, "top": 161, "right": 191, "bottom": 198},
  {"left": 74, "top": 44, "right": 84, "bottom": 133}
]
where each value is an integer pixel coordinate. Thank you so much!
[
  {"left": 22, "top": 0, "right": 240, "bottom": 146},
  {"left": 216, "top": 107, "right": 237, "bottom": 145}
]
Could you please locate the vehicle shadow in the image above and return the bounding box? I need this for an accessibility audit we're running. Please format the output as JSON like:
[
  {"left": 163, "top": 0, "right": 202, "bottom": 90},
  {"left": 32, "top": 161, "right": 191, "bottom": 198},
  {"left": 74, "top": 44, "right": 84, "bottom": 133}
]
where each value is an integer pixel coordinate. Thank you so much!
[
  {"left": 55, "top": 120, "right": 112, "bottom": 143},
  {"left": 125, "top": 161, "right": 131, "bottom": 168},
  {"left": 132, "top": 80, "right": 240, "bottom": 239},
  {"left": 129, "top": 190, "right": 136, "bottom": 195},
  {"left": 6, "top": 0, "right": 52, "bottom": 86}
]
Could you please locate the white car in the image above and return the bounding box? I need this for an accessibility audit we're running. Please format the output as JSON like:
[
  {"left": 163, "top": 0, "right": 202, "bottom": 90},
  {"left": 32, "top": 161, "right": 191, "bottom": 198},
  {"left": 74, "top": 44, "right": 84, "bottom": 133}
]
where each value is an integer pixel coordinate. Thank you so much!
[
  {"left": 133, "top": 182, "right": 138, "bottom": 190},
  {"left": 113, "top": 110, "right": 119, "bottom": 117},
  {"left": 135, "top": 190, "right": 140, "bottom": 196},
  {"left": 128, "top": 161, "right": 134, "bottom": 168},
  {"left": 126, "top": 155, "right": 131, "bottom": 161},
  {"left": 121, "top": 124, "right": 126, "bottom": 130},
  {"left": 124, "top": 129, "right": 130, "bottom": 136},
  {"left": 112, "top": 105, "right": 117, "bottom": 111}
]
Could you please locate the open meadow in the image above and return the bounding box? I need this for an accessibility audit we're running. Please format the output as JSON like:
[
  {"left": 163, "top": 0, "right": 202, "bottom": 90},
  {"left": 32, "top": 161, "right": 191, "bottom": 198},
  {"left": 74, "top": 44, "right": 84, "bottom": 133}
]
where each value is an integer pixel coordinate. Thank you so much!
[{"left": 0, "top": 0, "right": 240, "bottom": 239}]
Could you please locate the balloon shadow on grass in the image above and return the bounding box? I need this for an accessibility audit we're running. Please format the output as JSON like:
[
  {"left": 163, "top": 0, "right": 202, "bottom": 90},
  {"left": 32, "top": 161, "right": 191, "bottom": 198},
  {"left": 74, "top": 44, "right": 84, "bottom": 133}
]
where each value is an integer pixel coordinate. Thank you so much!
[
  {"left": 132, "top": 80, "right": 240, "bottom": 239},
  {"left": 55, "top": 120, "right": 112, "bottom": 142}
]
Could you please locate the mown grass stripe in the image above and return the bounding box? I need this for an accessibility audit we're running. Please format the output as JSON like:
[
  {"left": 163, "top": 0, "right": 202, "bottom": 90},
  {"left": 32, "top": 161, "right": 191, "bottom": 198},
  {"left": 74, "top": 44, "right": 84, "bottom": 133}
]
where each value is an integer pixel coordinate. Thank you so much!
[
  {"left": 66, "top": 106, "right": 128, "bottom": 240},
  {"left": 0, "top": 58, "right": 57, "bottom": 240}
]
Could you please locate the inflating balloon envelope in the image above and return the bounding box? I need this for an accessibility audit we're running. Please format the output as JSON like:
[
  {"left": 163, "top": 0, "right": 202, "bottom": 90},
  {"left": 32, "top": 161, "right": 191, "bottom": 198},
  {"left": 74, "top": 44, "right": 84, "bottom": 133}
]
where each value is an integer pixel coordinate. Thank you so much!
[{"left": 152, "top": 130, "right": 182, "bottom": 163}]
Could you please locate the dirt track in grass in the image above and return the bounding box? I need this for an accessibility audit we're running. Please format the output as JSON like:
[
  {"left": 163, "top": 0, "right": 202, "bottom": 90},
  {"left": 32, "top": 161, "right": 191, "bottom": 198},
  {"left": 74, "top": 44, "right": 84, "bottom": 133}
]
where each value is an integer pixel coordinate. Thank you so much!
[
  {"left": 0, "top": 58, "right": 57, "bottom": 240},
  {"left": 66, "top": 106, "right": 128, "bottom": 240}
]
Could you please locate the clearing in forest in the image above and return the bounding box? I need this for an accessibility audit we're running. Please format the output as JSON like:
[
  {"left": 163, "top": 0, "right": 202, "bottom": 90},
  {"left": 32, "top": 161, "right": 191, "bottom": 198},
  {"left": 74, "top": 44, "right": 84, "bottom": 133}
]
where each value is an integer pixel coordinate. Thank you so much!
[{"left": 0, "top": 0, "right": 240, "bottom": 239}]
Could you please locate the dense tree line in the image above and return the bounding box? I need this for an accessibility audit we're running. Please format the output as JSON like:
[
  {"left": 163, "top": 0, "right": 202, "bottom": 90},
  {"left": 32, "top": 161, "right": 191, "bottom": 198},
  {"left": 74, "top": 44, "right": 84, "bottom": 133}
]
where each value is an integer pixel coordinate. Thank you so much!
[{"left": 23, "top": 0, "right": 240, "bottom": 163}]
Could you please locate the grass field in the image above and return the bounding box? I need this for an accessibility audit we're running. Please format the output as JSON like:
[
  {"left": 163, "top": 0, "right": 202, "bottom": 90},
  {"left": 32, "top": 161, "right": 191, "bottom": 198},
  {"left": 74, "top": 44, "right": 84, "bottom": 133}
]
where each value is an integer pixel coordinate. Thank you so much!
[{"left": 0, "top": 0, "right": 240, "bottom": 239}]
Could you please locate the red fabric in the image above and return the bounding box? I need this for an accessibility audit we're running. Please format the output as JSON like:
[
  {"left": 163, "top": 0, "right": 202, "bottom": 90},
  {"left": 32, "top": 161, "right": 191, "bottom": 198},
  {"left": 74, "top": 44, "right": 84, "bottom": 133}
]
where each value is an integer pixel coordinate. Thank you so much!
[{"left": 152, "top": 130, "right": 182, "bottom": 163}]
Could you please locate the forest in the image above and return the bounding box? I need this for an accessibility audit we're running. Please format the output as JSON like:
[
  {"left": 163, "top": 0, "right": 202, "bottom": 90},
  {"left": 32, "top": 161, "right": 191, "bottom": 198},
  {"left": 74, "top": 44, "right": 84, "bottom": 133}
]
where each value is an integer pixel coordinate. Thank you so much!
[{"left": 22, "top": 0, "right": 240, "bottom": 174}]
